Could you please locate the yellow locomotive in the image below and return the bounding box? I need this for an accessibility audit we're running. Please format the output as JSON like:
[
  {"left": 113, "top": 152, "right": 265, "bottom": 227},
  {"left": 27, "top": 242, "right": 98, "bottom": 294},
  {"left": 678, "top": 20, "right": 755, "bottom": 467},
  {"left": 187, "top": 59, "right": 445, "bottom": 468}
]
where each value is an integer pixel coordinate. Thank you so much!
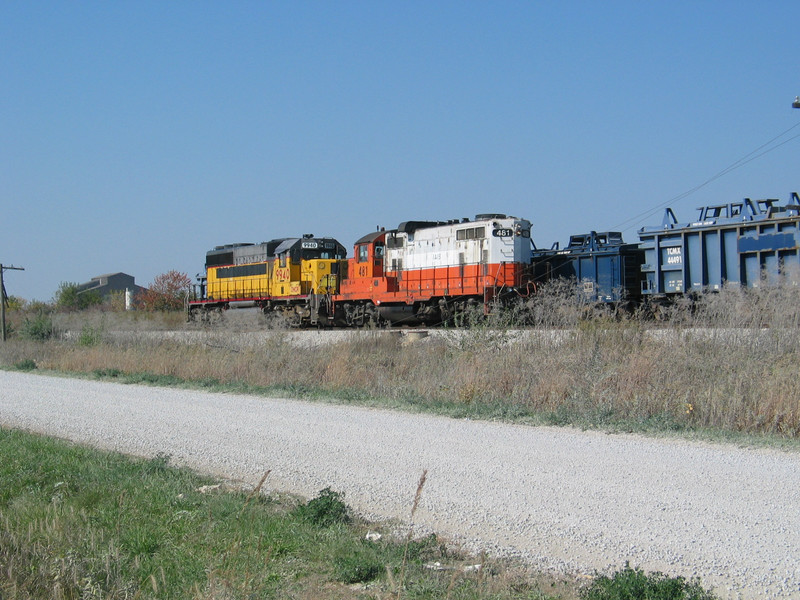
[{"left": 191, "top": 234, "right": 347, "bottom": 326}]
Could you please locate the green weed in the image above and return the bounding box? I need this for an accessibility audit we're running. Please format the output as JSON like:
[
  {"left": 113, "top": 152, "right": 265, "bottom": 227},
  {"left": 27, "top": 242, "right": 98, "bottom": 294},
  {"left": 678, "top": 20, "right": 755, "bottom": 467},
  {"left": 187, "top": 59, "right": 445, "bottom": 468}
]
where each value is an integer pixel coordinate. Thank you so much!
[
  {"left": 581, "top": 563, "right": 717, "bottom": 600},
  {"left": 78, "top": 323, "right": 104, "bottom": 346},
  {"left": 294, "top": 487, "right": 350, "bottom": 527},
  {"left": 14, "top": 358, "right": 37, "bottom": 371},
  {"left": 19, "top": 313, "right": 54, "bottom": 341}
]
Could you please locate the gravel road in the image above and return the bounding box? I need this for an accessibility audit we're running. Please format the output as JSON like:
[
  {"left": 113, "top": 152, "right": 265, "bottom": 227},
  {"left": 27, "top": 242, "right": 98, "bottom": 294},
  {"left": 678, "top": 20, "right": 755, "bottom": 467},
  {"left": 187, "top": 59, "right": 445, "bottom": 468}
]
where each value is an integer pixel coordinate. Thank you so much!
[{"left": 1, "top": 370, "right": 798, "bottom": 599}]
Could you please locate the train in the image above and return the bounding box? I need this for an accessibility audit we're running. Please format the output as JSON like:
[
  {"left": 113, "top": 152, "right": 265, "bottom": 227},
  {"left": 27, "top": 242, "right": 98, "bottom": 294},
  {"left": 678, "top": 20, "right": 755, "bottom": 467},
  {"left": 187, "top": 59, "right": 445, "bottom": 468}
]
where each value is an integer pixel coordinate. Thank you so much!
[{"left": 187, "top": 191, "right": 800, "bottom": 326}]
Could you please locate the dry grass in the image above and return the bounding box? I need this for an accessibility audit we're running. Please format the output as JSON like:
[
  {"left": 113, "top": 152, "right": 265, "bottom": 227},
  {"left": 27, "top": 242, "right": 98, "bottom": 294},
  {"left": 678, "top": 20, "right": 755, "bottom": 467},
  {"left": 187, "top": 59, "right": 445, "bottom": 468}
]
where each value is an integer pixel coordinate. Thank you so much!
[{"left": 3, "top": 282, "right": 800, "bottom": 439}]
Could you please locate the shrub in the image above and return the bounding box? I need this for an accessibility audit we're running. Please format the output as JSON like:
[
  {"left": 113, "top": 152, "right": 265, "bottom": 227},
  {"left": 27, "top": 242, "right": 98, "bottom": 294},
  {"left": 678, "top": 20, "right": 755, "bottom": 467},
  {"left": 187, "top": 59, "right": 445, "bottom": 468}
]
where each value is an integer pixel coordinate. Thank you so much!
[
  {"left": 5, "top": 295, "right": 26, "bottom": 311},
  {"left": 294, "top": 487, "right": 350, "bottom": 527},
  {"left": 53, "top": 282, "right": 102, "bottom": 310},
  {"left": 581, "top": 563, "right": 718, "bottom": 600},
  {"left": 20, "top": 313, "right": 54, "bottom": 341},
  {"left": 14, "top": 359, "right": 37, "bottom": 371}
]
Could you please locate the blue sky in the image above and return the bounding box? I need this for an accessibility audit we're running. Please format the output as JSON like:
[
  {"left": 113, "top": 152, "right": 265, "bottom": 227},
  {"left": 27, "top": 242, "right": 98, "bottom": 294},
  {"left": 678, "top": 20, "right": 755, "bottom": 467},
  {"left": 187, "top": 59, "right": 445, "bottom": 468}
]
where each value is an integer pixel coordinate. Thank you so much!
[{"left": 2, "top": 1, "right": 799, "bottom": 302}]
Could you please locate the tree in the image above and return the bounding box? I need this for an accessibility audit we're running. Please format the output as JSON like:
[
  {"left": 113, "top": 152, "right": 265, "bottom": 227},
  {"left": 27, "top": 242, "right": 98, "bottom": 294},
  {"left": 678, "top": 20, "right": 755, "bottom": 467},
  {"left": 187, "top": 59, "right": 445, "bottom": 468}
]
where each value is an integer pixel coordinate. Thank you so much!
[
  {"left": 137, "top": 270, "right": 191, "bottom": 311},
  {"left": 53, "top": 282, "right": 102, "bottom": 310}
]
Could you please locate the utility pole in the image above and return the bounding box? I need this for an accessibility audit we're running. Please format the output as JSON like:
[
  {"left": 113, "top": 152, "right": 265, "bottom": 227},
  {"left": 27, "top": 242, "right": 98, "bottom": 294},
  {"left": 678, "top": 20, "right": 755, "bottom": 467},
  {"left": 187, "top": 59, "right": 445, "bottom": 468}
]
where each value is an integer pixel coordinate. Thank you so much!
[{"left": 1, "top": 263, "right": 25, "bottom": 341}]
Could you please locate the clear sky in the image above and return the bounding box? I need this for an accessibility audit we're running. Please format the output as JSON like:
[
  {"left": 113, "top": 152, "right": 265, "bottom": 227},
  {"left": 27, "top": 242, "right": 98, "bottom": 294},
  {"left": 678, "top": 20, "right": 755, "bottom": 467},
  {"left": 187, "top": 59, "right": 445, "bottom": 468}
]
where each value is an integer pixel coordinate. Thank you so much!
[{"left": 2, "top": 1, "right": 799, "bottom": 302}]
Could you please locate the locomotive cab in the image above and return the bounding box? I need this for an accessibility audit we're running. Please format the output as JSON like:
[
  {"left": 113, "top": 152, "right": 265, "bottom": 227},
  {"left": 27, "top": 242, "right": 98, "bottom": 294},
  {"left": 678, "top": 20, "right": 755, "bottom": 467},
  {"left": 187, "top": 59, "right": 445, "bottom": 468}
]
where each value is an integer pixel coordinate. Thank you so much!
[
  {"left": 354, "top": 232, "right": 385, "bottom": 278},
  {"left": 338, "top": 230, "right": 398, "bottom": 296}
]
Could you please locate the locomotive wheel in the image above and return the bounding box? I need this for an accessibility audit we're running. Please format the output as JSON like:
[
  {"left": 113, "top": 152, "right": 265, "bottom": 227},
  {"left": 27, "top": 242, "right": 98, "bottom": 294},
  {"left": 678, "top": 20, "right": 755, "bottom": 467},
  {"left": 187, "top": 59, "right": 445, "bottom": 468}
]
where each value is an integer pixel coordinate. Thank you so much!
[
  {"left": 199, "top": 307, "right": 223, "bottom": 325},
  {"left": 438, "top": 299, "right": 454, "bottom": 326}
]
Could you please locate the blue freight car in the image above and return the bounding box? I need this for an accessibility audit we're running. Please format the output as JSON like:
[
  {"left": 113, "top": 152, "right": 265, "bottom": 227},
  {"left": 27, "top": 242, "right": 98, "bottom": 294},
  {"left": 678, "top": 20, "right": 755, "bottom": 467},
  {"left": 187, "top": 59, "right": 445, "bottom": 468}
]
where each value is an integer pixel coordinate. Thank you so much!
[
  {"left": 531, "top": 231, "right": 644, "bottom": 303},
  {"left": 638, "top": 193, "right": 800, "bottom": 297}
]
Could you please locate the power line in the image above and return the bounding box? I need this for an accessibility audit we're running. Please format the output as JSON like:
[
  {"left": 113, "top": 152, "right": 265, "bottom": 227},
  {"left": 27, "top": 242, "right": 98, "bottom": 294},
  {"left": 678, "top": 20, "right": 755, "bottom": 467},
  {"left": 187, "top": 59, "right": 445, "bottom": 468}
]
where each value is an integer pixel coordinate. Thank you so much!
[{"left": 608, "top": 120, "right": 800, "bottom": 233}]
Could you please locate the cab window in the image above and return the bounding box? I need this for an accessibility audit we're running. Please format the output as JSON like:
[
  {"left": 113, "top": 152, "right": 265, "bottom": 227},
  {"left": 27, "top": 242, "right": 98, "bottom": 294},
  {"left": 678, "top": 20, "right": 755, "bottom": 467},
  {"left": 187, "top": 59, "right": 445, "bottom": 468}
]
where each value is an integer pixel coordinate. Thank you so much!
[{"left": 357, "top": 245, "right": 369, "bottom": 262}]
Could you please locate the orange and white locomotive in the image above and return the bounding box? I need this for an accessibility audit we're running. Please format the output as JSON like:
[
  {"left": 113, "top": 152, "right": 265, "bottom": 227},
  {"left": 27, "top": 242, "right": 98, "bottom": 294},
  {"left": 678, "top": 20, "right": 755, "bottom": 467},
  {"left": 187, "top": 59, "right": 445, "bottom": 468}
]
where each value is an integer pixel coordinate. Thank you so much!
[{"left": 334, "top": 214, "right": 535, "bottom": 326}]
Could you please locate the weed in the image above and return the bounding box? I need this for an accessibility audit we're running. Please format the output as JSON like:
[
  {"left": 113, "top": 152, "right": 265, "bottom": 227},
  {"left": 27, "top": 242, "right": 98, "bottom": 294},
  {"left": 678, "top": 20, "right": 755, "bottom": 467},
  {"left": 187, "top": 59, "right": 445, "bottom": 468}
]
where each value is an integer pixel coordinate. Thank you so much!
[
  {"left": 19, "top": 313, "right": 54, "bottom": 341},
  {"left": 397, "top": 469, "right": 428, "bottom": 599},
  {"left": 581, "top": 563, "right": 718, "bottom": 600},
  {"left": 294, "top": 487, "right": 350, "bottom": 527},
  {"left": 93, "top": 367, "right": 123, "bottom": 378},
  {"left": 333, "top": 540, "right": 384, "bottom": 583},
  {"left": 124, "top": 372, "right": 184, "bottom": 387},
  {"left": 78, "top": 323, "right": 104, "bottom": 346},
  {"left": 14, "top": 358, "right": 37, "bottom": 371},
  {"left": 145, "top": 452, "right": 172, "bottom": 473}
]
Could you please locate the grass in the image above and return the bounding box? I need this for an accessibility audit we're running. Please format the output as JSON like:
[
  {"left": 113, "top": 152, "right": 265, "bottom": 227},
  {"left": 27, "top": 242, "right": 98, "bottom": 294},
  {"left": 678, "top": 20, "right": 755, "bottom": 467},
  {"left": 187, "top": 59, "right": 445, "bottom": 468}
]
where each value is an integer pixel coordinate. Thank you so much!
[{"left": 0, "top": 427, "right": 582, "bottom": 600}]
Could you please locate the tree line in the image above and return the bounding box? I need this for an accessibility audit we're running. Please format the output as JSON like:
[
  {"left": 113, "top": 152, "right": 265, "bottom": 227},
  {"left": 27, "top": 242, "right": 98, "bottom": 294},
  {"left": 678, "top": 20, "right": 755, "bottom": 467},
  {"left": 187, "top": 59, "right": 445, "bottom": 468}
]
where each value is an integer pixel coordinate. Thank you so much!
[{"left": 7, "top": 270, "right": 191, "bottom": 313}]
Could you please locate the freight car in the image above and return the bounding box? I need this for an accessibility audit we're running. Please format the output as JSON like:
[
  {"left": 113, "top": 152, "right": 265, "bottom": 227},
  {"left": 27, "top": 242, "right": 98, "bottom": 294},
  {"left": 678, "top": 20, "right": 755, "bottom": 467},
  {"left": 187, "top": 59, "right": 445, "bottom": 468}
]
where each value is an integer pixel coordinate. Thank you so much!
[
  {"left": 638, "top": 193, "right": 800, "bottom": 299},
  {"left": 530, "top": 231, "right": 644, "bottom": 304},
  {"left": 527, "top": 192, "right": 800, "bottom": 311}
]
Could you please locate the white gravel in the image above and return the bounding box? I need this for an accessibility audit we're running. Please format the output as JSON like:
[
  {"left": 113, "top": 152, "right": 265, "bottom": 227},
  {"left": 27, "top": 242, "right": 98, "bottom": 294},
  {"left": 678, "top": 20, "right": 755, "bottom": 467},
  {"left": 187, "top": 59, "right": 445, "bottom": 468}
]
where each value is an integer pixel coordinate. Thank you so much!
[{"left": 1, "top": 370, "right": 798, "bottom": 599}]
